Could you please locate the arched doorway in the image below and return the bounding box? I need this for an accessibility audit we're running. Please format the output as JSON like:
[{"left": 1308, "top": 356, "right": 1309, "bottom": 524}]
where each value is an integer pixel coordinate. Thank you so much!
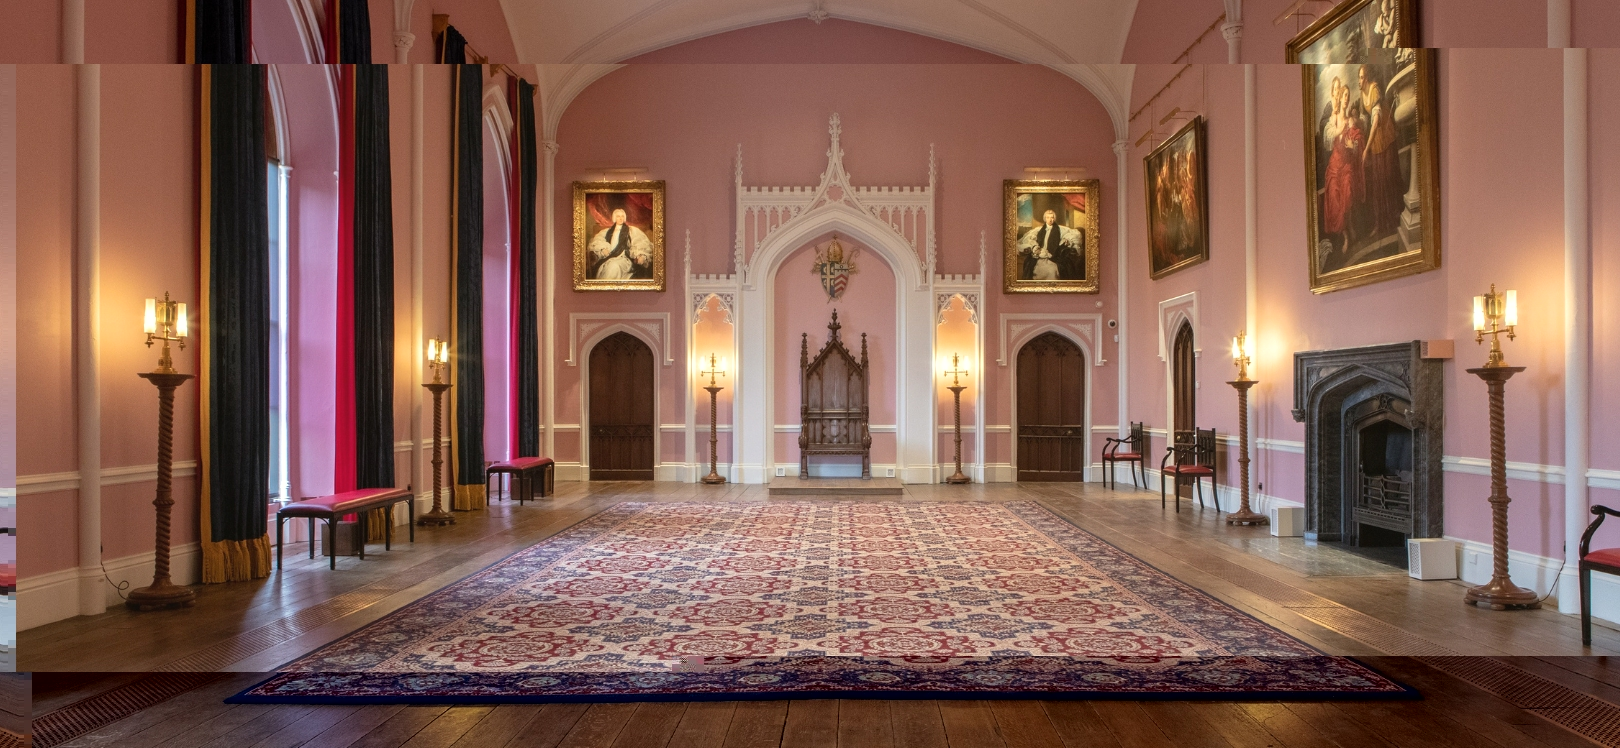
[
  {"left": 1016, "top": 332, "right": 1087, "bottom": 482},
  {"left": 1171, "top": 322, "right": 1197, "bottom": 498},
  {"left": 588, "top": 332, "right": 655, "bottom": 480}
]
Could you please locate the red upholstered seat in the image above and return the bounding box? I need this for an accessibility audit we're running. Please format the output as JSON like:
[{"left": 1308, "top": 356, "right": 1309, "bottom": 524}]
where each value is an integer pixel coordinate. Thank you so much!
[
  {"left": 1109, "top": 452, "right": 1142, "bottom": 459},
  {"left": 279, "top": 488, "right": 411, "bottom": 517},
  {"left": 1163, "top": 465, "right": 1213, "bottom": 475},
  {"left": 490, "top": 457, "right": 554, "bottom": 471},
  {"left": 1585, "top": 549, "right": 1620, "bottom": 568}
]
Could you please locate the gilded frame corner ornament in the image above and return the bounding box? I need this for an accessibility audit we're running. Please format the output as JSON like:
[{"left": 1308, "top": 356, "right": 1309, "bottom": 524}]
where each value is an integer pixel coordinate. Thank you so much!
[
  {"left": 1287, "top": 0, "right": 1440, "bottom": 294},
  {"left": 1145, "top": 115, "right": 1211, "bottom": 281},
  {"left": 572, "top": 180, "right": 667, "bottom": 292},
  {"left": 1002, "top": 179, "right": 1102, "bottom": 294}
]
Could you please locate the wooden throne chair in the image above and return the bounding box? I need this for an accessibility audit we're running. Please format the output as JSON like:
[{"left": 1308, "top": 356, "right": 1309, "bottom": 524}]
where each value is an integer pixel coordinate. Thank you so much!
[{"left": 800, "top": 310, "right": 872, "bottom": 480}]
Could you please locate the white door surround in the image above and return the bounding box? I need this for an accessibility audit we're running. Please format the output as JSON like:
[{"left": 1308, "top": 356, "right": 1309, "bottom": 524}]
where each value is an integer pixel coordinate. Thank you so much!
[
  {"left": 999, "top": 314, "right": 1104, "bottom": 482},
  {"left": 731, "top": 115, "right": 939, "bottom": 484}
]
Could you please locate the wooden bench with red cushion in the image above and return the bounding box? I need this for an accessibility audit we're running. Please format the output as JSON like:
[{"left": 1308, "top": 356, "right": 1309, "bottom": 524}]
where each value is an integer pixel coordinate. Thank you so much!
[
  {"left": 486, "top": 457, "right": 555, "bottom": 505},
  {"left": 276, "top": 487, "right": 414, "bottom": 569}
]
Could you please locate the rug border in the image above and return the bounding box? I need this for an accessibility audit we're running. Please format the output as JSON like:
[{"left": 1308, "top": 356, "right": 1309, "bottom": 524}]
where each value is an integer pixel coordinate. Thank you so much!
[{"left": 227, "top": 655, "right": 1418, "bottom": 704}]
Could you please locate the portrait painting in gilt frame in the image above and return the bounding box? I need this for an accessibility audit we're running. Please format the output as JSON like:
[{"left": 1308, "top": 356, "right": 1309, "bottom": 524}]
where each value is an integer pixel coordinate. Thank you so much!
[
  {"left": 1003, "top": 179, "right": 1101, "bottom": 294},
  {"left": 572, "top": 180, "right": 666, "bottom": 291},
  {"left": 1288, "top": 0, "right": 1439, "bottom": 294},
  {"left": 1145, "top": 116, "right": 1210, "bottom": 279}
]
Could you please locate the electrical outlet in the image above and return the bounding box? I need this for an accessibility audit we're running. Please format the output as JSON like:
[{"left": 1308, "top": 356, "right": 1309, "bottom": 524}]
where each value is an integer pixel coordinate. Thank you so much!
[
  {"left": 886, "top": 468, "right": 895, "bottom": 477},
  {"left": 776, "top": 467, "right": 785, "bottom": 477}
]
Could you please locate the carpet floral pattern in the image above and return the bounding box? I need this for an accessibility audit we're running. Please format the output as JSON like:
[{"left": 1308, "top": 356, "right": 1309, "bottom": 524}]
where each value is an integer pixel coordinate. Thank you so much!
[{"left": 235, "top": 501, "right": 1411, "bottom": 701}]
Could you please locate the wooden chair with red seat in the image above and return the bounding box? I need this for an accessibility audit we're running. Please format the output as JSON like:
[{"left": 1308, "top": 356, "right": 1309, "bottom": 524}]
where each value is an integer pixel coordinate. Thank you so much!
[
  {"left": 1160, "top": 427, "right": 1219, "bottom": 514},
  {"left": 1102, "top": 421, "right": 1148, "bottom": 490},
  {"left": 1579, "top": 504, "right": 1620, "bottom": 644}
]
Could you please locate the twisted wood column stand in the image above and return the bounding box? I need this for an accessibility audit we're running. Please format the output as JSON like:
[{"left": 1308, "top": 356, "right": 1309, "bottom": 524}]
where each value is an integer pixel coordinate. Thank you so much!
[
  {"left": 1225, "top": 379, "right": 1265, "bottom": 525},
  {"left": 128, "top": 372, "right": 197, "bottom": 610},
  {"left": 1464, "top": 365, "right": 1539, "bottom": 610},
  {"left": 418, "top": 382, "right": 455, "bottom": 526},
  {"left": 701, "top": 385, "right": 727, "bottom": 484},
  {"left": 946, "top": 384, "right": 970, "bottom": 484}
]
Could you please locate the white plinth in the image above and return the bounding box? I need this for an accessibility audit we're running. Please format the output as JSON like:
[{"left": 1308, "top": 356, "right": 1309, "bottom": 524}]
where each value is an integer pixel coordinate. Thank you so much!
[
  {"left": 1408, "top": 538, "right": 1458, "bottom": 580},
  {"left": 1269, "top": 506, "right": 1305, "bottom": 537}
]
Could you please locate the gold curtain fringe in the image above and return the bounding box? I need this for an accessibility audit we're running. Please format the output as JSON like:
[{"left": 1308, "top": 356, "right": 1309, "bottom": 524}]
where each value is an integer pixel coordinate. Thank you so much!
[
  {"left": 453, "top": 484, "right": 486, "bottom": 511},
  {"left": 202, "top": 536, "right": 271, "bottom": 584},
  {"left": 366, "top": 507, "right": 390, "bottom": 542}
]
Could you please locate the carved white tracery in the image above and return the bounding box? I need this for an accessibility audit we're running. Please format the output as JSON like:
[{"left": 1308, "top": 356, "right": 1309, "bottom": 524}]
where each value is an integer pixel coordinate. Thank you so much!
[
  {"left": 735, "top": 114, "right": 937, "bottom": 290},
  {"left": 693, "top": 292, "right": 735, "bottom": 324},
  {"left": 936, "top": 293, "right": 980, "bottom": 324}
]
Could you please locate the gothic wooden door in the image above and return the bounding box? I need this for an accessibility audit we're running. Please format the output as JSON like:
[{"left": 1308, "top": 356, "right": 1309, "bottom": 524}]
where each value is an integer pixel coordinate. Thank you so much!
[
  {"left": 589, "top": 332, "right": 655, "bottom": 480},
  {"left": 1171, "top": 323, "right": 1197, "bottom": 497},
  {"left": 1017, "top": 332, "right": 1087, "bottom": 481}
]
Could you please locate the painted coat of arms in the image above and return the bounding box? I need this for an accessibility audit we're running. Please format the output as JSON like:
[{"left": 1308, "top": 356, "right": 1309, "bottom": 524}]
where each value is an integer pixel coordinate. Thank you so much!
[{"left": 811, "top": 235, "right": 859, "bottom": 301}]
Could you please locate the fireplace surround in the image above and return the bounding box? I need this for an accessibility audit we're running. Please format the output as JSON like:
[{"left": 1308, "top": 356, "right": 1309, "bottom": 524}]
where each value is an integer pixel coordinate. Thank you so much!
[{"left": 1292, "top": 341, "right": 1444, "bottom": 543}]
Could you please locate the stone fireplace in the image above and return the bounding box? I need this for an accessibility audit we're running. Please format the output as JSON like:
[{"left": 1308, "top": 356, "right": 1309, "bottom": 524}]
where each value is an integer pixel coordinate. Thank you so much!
[{"left": 1292, "top": 341, "right": 1443, "bottom": 544}]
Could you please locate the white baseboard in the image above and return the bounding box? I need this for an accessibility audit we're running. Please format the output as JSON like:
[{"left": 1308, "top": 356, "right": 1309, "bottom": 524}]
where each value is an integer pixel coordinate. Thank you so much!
[
  {"left": 771, "top": 463, "right": 902, "bottom": 480},
  {"left": 1134, "top": 466, "right": 1303, "bottom": 514},
  {"left": 980, "top": 463, "right": 1015, "bottom": 483},
  {"left": 1446, "top": 535, "right": 1567, "bottom": 603},
  {"left": 19, "top": 542, "right": 202, "bottom": 631}
]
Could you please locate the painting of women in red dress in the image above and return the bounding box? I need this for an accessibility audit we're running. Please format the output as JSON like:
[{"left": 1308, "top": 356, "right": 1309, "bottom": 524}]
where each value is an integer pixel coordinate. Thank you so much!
[{"left": 1289, "top": 0, "right": 1438, "bottom": 293}]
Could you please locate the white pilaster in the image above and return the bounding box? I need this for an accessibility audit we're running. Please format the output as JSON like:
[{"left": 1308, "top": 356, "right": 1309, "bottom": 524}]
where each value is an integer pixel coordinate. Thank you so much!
[
  {"left": 394, "top": 0, "right": 418, "bottom": 64},
  {"left": 411, "top": 65, "right": 425, "bottom": 499},
  {"left": 62, "top": 0, "right": 85, "bottom": 63},
  {"left": 1222, "top": 0, "right": 1244, "bottom": 63},
  {"left": 75, "top": 64, "right": 103, "bottom": 616},
  {"left": 542, "top": 139, "right": 559, "bottom": 459},
  {"left": 1560, "top": 46, "right": 1590, "bottom": 614},
  {"left": 1548, "top": 0, "right": 1572, "bottom": 48},
  {"left": 1244, "top": 63, "right": 1258, "bottom": 455},
  {"left": 1113, "top": 139, "right": 1128, "bottom": 440}
]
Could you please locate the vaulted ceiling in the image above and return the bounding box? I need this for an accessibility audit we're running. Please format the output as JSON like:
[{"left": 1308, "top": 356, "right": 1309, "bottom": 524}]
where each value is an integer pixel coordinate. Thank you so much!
[{"left": 507, "top": 0, "right": 1140, "bottom": 140}]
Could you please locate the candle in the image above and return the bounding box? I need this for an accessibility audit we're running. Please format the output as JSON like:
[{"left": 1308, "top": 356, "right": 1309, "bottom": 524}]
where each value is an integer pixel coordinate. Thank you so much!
[
  {"left": 1504, "top": 290, "right": 1517, "bottom": 327},
  {"left": 1473, "top": 295, "right": 1486, "bottom": 331},
  {"left": 175, "top": 303, "right": 187, "bottom": 337}
]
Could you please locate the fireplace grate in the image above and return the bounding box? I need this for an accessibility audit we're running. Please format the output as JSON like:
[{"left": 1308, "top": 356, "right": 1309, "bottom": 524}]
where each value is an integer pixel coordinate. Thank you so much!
[{"left": 1357, "top": 472, "right": 1413, "bottom": 532}]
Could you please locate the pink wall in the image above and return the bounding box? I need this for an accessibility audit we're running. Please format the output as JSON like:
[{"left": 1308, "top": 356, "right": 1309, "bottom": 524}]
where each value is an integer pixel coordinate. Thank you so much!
[
  {"left": 552, "top": 61, "right": 1121, "bottom": 475},
  {"left": 1, "top": 65, "right": 16, "bottom": 490},
  {"left": 17, "top": 65, "right": 200, "bottom": 576},
  {"left": 629, "top": 19, "right": 1016, "bottom": 64},
  {"left": 482, "top": 111, "right": 512, "bottom": 463},
  {"left": 1572, "top": 1, "right": 1620, "bottom": 48},
  {"left": 85, "top": 0, "right": 178, "bottom": 63},
  {"left": 773, "top": 235, "right": 897, "bottom": 468},
  {"left": 1123, "top": 8, "right": 1579, "bottom": 559},
  {"left": 2, "top": 2, "right": 62, "bottom": 62}
]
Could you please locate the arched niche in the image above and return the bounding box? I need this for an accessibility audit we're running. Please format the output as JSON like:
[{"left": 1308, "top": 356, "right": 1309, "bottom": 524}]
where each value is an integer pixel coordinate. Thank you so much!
[{"left": 481, "top": 89, "right": 514, "bottom": 463}]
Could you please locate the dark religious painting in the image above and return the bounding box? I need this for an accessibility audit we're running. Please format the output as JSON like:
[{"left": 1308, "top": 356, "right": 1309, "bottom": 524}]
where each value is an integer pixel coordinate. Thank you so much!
[
  {"left": 572, "top": 180, "right": 666, "bottom": 291},
  {"left": 1288, "top": 0, "right": 1439, "bottom": 293},
  {"left": 1145, "top": 116, "right": 1209, "bottom": 279},
  {"left": 1003, "top": 179, "right": 1101, "bottom": 294}
]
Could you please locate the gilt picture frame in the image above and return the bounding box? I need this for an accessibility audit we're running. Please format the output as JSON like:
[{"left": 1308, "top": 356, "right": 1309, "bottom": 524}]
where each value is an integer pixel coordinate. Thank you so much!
[
  {"left": 1145, "top": 116, "right": 1210, "bottom": 280},
  {"left": 572, "top": 180, "right": 666, "bottom": 291},
  {"left": 1287, "top": 0, "right": 1439, "bottom": 294},
  {"left": 1003, "top": 179, "right": 1101, "bottom": 294}
]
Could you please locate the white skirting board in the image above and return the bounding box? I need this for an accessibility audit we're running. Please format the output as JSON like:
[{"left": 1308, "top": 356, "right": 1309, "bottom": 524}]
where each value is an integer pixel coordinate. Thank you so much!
[
  {"left": 1130, "top": 465, "right": 1304, "bottom": 516},
  {"left": 18, "top": 542, "right": 202, "bottom": 631}
]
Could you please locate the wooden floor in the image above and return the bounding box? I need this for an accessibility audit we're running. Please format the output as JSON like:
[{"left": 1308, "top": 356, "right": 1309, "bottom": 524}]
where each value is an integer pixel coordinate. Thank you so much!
[{"left": 25, "top": 480, "right": 1620, "bottom": 746}]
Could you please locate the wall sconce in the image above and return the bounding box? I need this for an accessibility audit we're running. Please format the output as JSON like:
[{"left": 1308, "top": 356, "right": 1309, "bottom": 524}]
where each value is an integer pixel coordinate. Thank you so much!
[
  {"left": 426, "top": 337, "right": 450, "bottom": 383},
  {"left": 1231, "top": 331, "right": 1253, "bottom": 382},
  {"left": 1472, "top": 285, "right": 1517, "bottom": 368},
  {"left": 143, "top": 292, "right": 188, "bottom": 375}
]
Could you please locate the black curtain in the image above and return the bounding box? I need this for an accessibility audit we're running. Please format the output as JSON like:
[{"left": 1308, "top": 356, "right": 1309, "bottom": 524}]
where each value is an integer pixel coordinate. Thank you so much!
[
  {"left": 191, "top": 0, "right": 250, "bottom": 64},
  {"left": 451, "top": 62, "right": 485, "bottom": 508},
  {"left": 203, "top": 64, "right": 270, "bottom": 581},
  {"left": 354, "top": 65, "right": 394, "bottom": 488},
  {"left": 516, "top": 80, "right": 540, "bottom": 458},
  {"left": 336, "top": 0, "right": 373, "bottom": 63},
  {"left": 439, "top": 25, "right": 469, "bottom": 64}
]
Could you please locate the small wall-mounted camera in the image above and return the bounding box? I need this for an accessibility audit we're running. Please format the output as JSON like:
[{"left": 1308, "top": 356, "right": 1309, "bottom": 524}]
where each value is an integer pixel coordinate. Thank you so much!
[{"left": 1107, "top": 319, "right": 1118, "bottom": 329}]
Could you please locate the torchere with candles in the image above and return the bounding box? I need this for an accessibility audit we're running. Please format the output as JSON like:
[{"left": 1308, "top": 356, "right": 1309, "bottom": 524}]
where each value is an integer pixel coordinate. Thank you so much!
[
  {"left": 1225, "top": 332, "right": 1266, "bottom": 526},
  {"left": 699, "top": 354, "right": 728, "bottom": 485},
  {"left": 128, "top": 293, "right": 196, "bottom": 611},
  {"left": 418, "top": 338, "right": 455, "bottom": 527},
  {"left": 942, "top": 353, "right": 972, "bottom": 484},
  {"left": 1465, "top": 285, "right": 1539, "bottom": 610}
]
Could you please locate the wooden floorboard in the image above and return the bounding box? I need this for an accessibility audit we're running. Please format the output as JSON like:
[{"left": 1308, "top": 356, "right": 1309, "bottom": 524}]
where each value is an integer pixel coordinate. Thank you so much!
[{"left": 29, "top": 481, "right": 1620, "bottom": 748}]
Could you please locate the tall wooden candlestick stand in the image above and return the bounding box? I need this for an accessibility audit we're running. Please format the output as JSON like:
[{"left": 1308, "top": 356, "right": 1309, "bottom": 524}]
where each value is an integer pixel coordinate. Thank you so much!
[
  {"left": 418, "top": 381, "right": 455, "bottom": 526},
  {"left": 702, "top": 384, "right": 727, "bottom": 484},
  {"left": 946, "top": 384, "right": 971, "bottom": 484},
  {"left": 1225, "top": 378, "right": 1266, "bottom": 525},
  {"left": 1464, "top": 365, "right": 1539, "bottom": 610},
  {"left": 126, "top": 372, "right": 197, "bottom": 610}
]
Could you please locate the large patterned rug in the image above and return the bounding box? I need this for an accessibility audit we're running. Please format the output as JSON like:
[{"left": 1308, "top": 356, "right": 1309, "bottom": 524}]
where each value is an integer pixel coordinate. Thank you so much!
[{"left": 232, "top": 500, "right": 1413, "bottom": 702}]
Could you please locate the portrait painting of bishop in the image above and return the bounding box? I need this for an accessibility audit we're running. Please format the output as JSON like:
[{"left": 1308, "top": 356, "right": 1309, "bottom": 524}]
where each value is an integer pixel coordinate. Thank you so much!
[{"left": 573, "top": 180, "right": 666, "bottom": 291}]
